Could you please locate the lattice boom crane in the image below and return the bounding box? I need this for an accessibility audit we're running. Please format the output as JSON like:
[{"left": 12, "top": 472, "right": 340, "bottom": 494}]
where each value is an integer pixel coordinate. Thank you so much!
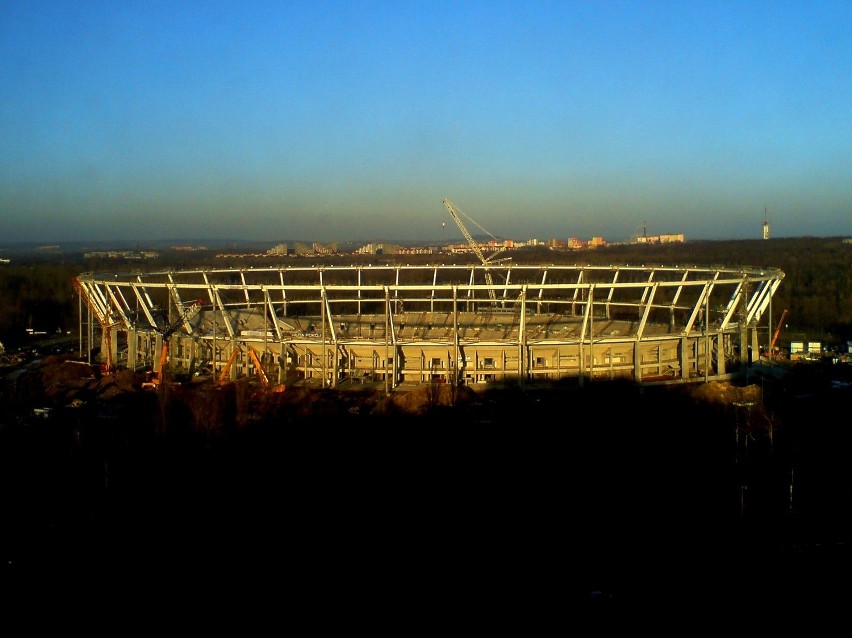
[{"left": 442, "top": 199, "right": 510, "bottom": 302}]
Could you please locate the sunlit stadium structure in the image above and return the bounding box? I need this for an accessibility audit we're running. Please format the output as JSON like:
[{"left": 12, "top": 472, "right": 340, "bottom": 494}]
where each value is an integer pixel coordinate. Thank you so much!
[{"left": 73, "top": 263, "right": 785, "bottom": 389}]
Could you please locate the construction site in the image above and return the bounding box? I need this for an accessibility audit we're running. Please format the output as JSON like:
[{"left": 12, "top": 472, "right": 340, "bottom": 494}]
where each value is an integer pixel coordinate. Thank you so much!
[
  {"left": 72, "top": 258, "right": 785, "bottom": 394},
  {"left": 59, "top": 200, "right": 787, "bottom": 428},
  {"left": 11, "top": 223, "right": 852, "bottom": 611}
]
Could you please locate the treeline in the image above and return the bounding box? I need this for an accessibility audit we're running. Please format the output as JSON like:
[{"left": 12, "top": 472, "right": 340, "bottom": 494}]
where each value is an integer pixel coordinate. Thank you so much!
[
  {"left": 583, "top": 237, "right": 852, "bottom": 344},
  {"left": 0, "top": 257, "right": 80, "bottom": 345},
  {"left": 1, "top": 236, "right": 850, "bottom": 348}
]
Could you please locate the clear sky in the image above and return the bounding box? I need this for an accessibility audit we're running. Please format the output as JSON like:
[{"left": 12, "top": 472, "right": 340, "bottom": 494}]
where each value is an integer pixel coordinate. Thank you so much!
[{"left": 1, "top": 1, "right": 850, "bottom": 244}]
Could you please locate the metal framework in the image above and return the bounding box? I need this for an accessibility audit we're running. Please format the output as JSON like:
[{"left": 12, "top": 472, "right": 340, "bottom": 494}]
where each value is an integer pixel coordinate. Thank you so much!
[{"left": 73, "top": 262, "right": 785, "bottom": 389}]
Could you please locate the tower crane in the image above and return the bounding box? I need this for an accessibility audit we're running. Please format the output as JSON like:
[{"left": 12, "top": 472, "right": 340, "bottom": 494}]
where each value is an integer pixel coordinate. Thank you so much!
[{"left": 442, "top": 199, "right": 511, "bottom": 302}]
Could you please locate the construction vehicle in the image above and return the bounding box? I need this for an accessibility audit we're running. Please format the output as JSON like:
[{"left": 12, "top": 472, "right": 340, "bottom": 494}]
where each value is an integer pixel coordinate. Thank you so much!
[
  {"left": 217, "top": 346, "right": 241, "bottom": 384},
  {"left": 247, "top": 346, "right": 286, "bottom": 393},
  {"left": 146, "top": 299, "right": 203, "bottom": 387},
  {"left": 442, "top": 199, "right": 511, "bottom": 303},
  {"left": 216, "top": 344, "right": 285, "bottom": 393},
  {"left": 766, "top": 309, "right": 789, "bottom": 359}
]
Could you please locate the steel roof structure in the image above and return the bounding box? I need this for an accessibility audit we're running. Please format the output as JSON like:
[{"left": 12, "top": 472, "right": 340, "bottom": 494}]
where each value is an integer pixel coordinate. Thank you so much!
[{"left": 74, "top": 262, "right": 785, "bottom": 388}]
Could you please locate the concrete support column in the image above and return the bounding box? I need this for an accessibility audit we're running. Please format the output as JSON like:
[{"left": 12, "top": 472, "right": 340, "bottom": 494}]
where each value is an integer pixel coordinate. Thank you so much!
[
  {"left": 750, "top": 326, "right": 760, "bottom": 365},
  {"left": 153, "top": 333, "right": 163, "bottom": 373},
  {"left": 278, "top": 342, "right": 287, "bottom": 384},
  {"left": 127, "top": 329, "right": 137, "bottom": 369},
  {"left": 634, "top": 341, "right": 641, "bottom": 383},
  {"left": 332, "top": 344, "right": 338, "bottom": 388},
  {"left": 100, "top": 328, "right": 119, "bottom": 367}
]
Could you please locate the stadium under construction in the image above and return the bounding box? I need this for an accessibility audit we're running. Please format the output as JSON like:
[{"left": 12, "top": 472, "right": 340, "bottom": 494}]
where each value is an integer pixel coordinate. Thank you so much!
[{"left": 71, "top": 261, "right": 785, "bottom": 390}]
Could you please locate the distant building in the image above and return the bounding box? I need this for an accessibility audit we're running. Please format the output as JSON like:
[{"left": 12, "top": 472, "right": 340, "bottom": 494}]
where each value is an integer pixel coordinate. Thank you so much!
[
  {"left": 763, "top": 208, "right": 770, "bottom": 240},
  {"left": 312, "top": 243, "right": 337, "bottom": 255},
  {"left": 266, "top": 243, "right": 289, "bottom": 256},
  {"left": 83, "top": 250, "right": 159, "bottom": 259},
  {"left": 261, "top": 241, "right": 338, "bottom": 256},
  {"left": 636, "top": 234, "right": 685, "bottom": 244},
  {"left": 397, "top": 246, "right": 436, "bottom": 255},
  {"left": 564, "top": 236, "right": 607, "bottom": 249},
  {"left": 356, "top": 243, "right": 382, "bottom": 255}
]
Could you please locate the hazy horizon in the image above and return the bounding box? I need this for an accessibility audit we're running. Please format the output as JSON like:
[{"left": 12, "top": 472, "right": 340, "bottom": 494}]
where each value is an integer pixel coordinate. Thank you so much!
[{"left": 2, "top": 2, "right": 850, "bottom": 244}]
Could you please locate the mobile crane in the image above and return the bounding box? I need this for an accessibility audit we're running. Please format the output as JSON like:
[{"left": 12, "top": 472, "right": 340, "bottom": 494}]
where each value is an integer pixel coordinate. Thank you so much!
[
  {"left": 247, "top": 345, "right": 285, "bottom": 393},
  {"left": 147, "top": 299, "right": 203, "bottom": 387},
  {"left": 217, "top": 346, "right": 241, "bottom": 384},
  {"left": 216, "top": 344, "right": 285, "bottom": 393},
  {"left": 766, "top": 309, "right": 789, "bottom": 359}
]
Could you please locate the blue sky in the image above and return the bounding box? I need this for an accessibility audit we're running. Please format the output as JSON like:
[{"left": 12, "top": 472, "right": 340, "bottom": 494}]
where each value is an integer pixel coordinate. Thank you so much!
[{"left": 1, "top": 1, "right": 850, "bottom": 244}]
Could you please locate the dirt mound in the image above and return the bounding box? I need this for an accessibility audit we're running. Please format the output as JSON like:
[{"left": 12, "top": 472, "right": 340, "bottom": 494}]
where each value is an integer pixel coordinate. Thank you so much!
[
  {"left": 689, "top": 380, "right": 762, "bottom": 406},
  {"left": 108, "top": 369, "right": 138, "bottom": 391},
  {"left": 39, "top": 356, "right": 97, "bottom": 386},
  {"left": 37, "top": 358, "right": 142, "bottom": 405},
  {"left": 390, "top": 384, "right": 477, "bottom": 414}
]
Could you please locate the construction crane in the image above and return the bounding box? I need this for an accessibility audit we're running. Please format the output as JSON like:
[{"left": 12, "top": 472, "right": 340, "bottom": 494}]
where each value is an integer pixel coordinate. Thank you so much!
[
  {"left": 442, "top": 198, "right": 511, "bottom": 302},
  {"left": 767, "top": 308, "right": 789, "bottom": 359},
  {"left": 148, "top": 298, "right": 203, "bottom": 387},
  {"left": 217, "top": 346, "right": 241, "bottom": 384},
  {"left": 247, "top": 345, "right": 285, "bottom": 393},
  {"left": 216, "top": 345, "right": 285, "bottom": 393}
]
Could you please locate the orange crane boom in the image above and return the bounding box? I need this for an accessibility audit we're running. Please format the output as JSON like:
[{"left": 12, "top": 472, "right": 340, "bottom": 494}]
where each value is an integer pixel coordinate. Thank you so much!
[
  {"left": 247, "top": 346, "right": 270, "bottom": 387},
  {"left": 149, "top": 299, "right": 203, "bottom": 387},
  {"left": 217, "top": 346, "right": 241, "bottom": 383},
  {"left": 769, "top": 309, "right": 789, "bottom": 357},
  {"left": 247, "top": 346, "right": 285, "bottom": 393}
]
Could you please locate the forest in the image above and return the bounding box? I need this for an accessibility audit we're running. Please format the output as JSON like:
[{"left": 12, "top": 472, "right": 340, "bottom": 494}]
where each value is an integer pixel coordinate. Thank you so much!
[{"left": 1, "top": 236, "right": 850, "bottom": 350}]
